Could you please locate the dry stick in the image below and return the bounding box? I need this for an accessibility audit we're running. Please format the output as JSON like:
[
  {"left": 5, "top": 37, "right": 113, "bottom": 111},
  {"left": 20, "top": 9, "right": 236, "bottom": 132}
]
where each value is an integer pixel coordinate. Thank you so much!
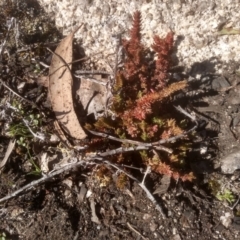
[
  {"left": 0, "top": 80, "right": 46, "bottom": 140},
  {"left": 74, "top": 75, "right": 108, "bottom": 86},
  {"left": 230, "top": 195, "right": 240, "bottom": 211},
  {"left": 89, "top": 197, "right": 101, "bottom": 224},
  {"left": 174, "top": 105, "right": 197, "bottom": 122},
  {"left": 88, "top": 107, "right": 198, "bottom": 151},
  {"left": 152, "top": 124, "right": 198, "bottom": 146},
  {"left": 22, "top": 119, "right": 46, "bottom": 141},
  {"left": 150, "top": 105, "right": 198, "bottom": 146},
  {"left": 97, "top": 145, "right": 150, "bottom": 157},
  {"left": 102, "top": 159, "right": 166, "bottom": 218},
  {"left": 0, "top": 146, "right": 149, "bottom": 204},
  {"left": 141, "top": 166, "right": 151, "bottom": 185},
  {"left": 0, "top": 160, "right": 86, "bottom": 204},
  {"left": 0, "top": 145, "right": 164, "bottom": 204},
  {"left": 46, "top": 47, "right": 73, "bottom": 78},
  {"left": 0, "top": 107, "right": 196, "bottom": 206},
  {"left": 88, "top": 129, "right": 172, "bottom": 154},
  {"left": 126, "top": 222, "right": 148, "bottom": 240},
  {"left": 38, "top": 50, "right": 106, "bottom": 70},
  {"left": 0, "top": 78, "right": 41, "bottom": 111},
  {"left": 46, "top": 47, "right": 106, "bottom": 75},
  {"left": 0, "top": 139, "right": 16, "bottom": 172},
  {"left": 112, "top": 32, "right": 123, "bottom": 84},
  {"left": 0, "top": 17, "right": 15, "bottom": 59},
  {"left": 75, "top": 70, "right": 111, "bottom": 75}
]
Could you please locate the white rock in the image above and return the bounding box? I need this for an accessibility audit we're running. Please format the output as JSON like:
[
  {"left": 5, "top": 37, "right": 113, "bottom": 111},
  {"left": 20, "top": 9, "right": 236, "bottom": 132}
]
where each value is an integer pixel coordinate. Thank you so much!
[
  {"left": 220, "top": 149, "right": 240, "bottom": 174},
  {"left": 37, "top": 0, "right": 240, "bottom": 73}
]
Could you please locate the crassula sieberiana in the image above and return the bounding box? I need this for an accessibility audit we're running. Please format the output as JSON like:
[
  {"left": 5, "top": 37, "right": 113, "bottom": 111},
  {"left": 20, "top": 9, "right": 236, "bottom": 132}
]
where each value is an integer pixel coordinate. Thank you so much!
[{"left": 85, "top": 11, "right": 194, "bottom": 183}]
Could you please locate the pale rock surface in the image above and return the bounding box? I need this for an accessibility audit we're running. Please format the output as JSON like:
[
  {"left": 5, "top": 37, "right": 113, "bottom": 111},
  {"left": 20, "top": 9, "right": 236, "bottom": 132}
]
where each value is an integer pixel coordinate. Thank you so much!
[
  {"left": 37, "top": 0, "right": 240, "bottom": 74},
  {"left": 220, "top": 149, "right": 240, "bottom": 174}
]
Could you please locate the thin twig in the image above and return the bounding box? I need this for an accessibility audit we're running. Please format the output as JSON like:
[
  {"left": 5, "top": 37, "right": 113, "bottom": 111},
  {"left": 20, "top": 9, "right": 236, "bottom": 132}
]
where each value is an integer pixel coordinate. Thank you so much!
[
  {"left": 0, "top": 106, "right": 196, "bottom": 210},
  {"left": 102, "top": 160, "right": 166, "bottom": 218},
  {"left": 89, "top": 197, "right": 101, "bottom": 224},
  {"left": 230, "top": 195, "right": 240, "bottom": 210},
  {"left": 0, "top": 17, "right": 15, "bottom": 59},
  {"left": 0, "top": 160, "right": 86, "bottom": 204},
  {"left": 0, "top": 139, "right": 16, "bottom": 172},
  {"left": 88, "top": 107, "right": 198, "bottom": 152},
  {"left": 0, "top": 78, "right": 41, "bottom": 111},
  {"left": 88, "top": 129, "right": 173, "bottom": 154},
  {"left": 127, "top": 222, "right": 148, "bottom": 240},
  {"left": 97, "top": 146, "right": 150, "bottom": 157},
  {"left": 46, "top": 47, "right": 104, "bottom": 74},
  {"left": 74, "top": 75, "right": 108, "bottom": 86},
  {"left": 174, "top": 105, "right": 197, "bottom": 122},
  {"left": 141, "top": 166, "right": 151, "bottom": 185},
  {"left": 152, "top": 124, "right": 198, "bottom": 145},
  {"left": 22, "top": 119, "right": 46, "bottom": 141},
  {"left": 46, "top": 47, "right": 73, "bottom": 77},
  {"left": 75, "top": 70, "right": 111, "bottom": 75},
  {"left": 112, "top": 32, "right": 124, "bottom": 86}
]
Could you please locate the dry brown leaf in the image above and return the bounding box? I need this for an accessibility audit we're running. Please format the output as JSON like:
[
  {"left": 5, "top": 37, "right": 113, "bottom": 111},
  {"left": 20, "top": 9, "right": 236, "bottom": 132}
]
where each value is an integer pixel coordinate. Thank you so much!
[
  {"left": 49, "top": 26, "right": 87, "bottom": 139},
  {"left": 77, "top": 75, "right": 109, "bottom": 119}
]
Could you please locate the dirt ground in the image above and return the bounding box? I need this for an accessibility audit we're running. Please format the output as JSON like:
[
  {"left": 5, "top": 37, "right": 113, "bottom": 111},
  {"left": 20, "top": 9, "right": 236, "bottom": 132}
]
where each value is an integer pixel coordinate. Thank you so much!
[{"left": 1, "top": 1, "right": 240, "bottom": 240}]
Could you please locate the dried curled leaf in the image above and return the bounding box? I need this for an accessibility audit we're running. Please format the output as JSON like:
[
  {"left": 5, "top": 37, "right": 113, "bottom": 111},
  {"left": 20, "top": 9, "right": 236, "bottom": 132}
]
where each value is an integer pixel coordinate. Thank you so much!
[
  {"left": 49, "top": 27, "right": 87, "bottom": 139},
  {"left": 77, "top": 75, "right": 108, "bottom": 119}
]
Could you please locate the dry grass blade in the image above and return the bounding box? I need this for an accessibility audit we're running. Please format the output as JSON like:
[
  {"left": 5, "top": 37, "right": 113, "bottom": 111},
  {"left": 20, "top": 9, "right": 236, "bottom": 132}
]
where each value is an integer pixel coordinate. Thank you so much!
[{"left": 49, "top": 26, "right": 87, "bottom": 139}]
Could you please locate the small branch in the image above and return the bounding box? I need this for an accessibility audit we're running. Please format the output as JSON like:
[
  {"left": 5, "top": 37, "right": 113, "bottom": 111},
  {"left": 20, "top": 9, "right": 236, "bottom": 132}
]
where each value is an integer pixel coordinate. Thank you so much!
[
  {"left": 0, "top": 154, "right": 165, "bottom": 219},
  {"left": 127, "top": 222, "right": 148, "bottom": 240},
  {"left": 0, "top": 17, "right": 15, "bottom": 59},
  {"left": 46, "top": 47, "right": 104, "bottom": 74},
  {"left": 174, "top": 105, "right": 197, "bottom": 122},
  {"left": 0, "top": 160, "right": 86, "bottom": 204},
  {"left": 0, "top": 78, "right": 40, "bottom": 110},
  {"left": 0, "top": 139, "right": 16, "bottom": 173},
  {"left": 75, "top": 70, "right": 111, "bottom": 75},
  {"left": 102, "top": 160, "right": 166, "bottom": 218},
  {"left": 97, "top": 146, "right": 151, "bottom": 157},
  {"left": 22, "top": 119, "right": 46, "bottom": 141},
  {"left": 88, "top": 115, "right": 198, "bottom": 153},
  {"left": 88, "top": 130, "right": 173, "bottom": 154},
  {"left": 112, "top": 32, "right": 124, "bottom": 85},
  {"left": 0, "top": 106, "right": 197, "bottom": 209},
  {"left": 74, "top": 75, "right": 108, "bottom": 86},
  {"left": 152, "top": 106, "right": 198, "bottom": 145},
  {"left": 89, "top": 197, "right": 101, "bottom": 224},
  {"left": 230, "top": 195, "right": 240, "bottom": 210},
  {"left": 46, "top": 47, "right": 73, "bottom": 77},
  {"left": 141, "top": 166, "right": 151, "bottom": 185},
  {"left": 152, "top": 124, "right": 198, "bottom": 146}
]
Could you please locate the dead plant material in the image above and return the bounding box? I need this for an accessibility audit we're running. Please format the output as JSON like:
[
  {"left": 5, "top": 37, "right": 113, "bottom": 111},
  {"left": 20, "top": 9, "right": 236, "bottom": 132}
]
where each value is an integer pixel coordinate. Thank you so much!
[
  {"left": 48, "top": 26, "right": 87, "bottom": 140},
  {"left": 0, "top": 139, "right": 16, "bottom": 173}
]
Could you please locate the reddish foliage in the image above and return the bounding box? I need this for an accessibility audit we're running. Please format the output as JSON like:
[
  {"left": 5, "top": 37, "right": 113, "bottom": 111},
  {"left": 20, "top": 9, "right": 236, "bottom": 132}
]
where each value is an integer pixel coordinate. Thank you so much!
[
  {"left": 91, "top": 11, "right": 192, "bottom": 181},
  {"left": 151, "top": 32, "right": 174, "bottom": 89}
]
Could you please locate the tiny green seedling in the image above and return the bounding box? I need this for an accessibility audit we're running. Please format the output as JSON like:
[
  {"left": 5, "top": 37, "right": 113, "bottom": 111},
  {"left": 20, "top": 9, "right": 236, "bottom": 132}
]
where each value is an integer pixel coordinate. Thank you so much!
[
  {"left": 27, "top": 150, "right": 42, "bottom": 176},
  {"left": 0, "top": 232, "right": 6, "bottom": 240},
  {"left": 216, "top": 189, "right": 235, "bottom": 204},
  {"left": 7, "top": 99, "right": 42, "bottom": 147}
]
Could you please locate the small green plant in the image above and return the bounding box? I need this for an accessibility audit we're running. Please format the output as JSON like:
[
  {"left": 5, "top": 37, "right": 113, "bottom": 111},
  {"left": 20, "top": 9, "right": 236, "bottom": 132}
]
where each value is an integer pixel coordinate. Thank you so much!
[
  {"left": 27, "top": 159, "right": 42, "bottom": 176},
  {"left": 7, "top": 122, "right": 31, "bottom": 139},
  {"left": 27, "top": 150, "right": 42, "bottom": 176},
  {"left": 216, "top": 189, "right": 235, "bottom": 204},
  {"left": 7, "top": 99, "right": 42, "bottom": 147},
  {"left": 0, "top": 232, "right": 6, "bottom": 240}
]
